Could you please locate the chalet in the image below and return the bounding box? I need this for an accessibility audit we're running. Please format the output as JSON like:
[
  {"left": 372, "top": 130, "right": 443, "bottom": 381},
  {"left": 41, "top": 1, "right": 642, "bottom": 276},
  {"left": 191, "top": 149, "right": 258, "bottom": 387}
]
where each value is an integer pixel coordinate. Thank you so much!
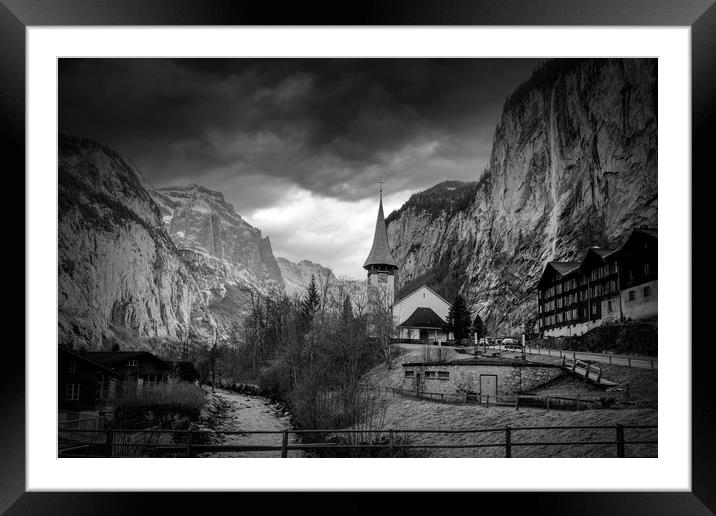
[
  {"left": 58, "top": 346, "right": 123, "bottom": 412},
  {"left": 536, "top": 227, "right": 657, "bottom": 337},
  {"left": 85, "top": 351, "right": 171, "bottom": 388},
  {"left": 393, "top": 285, "right": 453, "bottom": 343},
  {"left": 168, "top": 360, "right": 201, "bottom": 383}
]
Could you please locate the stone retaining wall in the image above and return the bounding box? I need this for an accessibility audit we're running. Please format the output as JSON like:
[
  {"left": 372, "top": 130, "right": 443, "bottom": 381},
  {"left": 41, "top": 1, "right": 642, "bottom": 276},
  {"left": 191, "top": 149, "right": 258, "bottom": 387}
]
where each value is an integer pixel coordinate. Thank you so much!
[{"left": 401, "top": 362, "right": 563, "bottom": 397}]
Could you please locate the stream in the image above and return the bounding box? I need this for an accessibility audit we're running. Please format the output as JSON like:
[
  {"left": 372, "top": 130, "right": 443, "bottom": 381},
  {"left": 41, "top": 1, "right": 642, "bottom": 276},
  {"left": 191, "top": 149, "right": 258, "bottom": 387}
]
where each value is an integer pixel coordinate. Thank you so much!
[{"left": 198, "top": 388, "right": 305, "bottom": 458}]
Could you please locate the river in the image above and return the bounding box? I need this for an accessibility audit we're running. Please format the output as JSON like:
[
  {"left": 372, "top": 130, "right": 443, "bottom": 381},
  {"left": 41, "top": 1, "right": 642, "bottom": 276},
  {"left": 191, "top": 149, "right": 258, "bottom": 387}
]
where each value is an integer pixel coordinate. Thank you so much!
[{"left": 198, "top": 388, "right": 305, "bottom": 458}]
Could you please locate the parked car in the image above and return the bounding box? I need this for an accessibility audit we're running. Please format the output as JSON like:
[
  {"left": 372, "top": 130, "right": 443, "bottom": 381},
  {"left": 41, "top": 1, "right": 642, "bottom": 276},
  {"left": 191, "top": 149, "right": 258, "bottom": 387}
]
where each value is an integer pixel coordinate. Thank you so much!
[{"left": 501, "top": 338, "right": 521, "bottom": 349}]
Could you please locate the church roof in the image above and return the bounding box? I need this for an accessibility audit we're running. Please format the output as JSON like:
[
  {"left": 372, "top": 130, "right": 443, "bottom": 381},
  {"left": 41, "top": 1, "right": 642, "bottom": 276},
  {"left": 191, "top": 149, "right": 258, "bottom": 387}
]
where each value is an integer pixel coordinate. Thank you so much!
[
  {"left": 398, "top": 307, "right": 446, "bottom": 329},
  {"left": 363, "top": 193, "right": 397, "bottom": 269}
]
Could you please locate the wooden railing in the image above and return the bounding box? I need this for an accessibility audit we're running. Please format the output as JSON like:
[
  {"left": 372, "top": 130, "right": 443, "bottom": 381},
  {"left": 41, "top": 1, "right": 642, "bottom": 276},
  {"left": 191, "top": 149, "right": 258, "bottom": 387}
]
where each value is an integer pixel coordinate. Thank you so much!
[
  {"left": 524, "top": 347, "right": 657, "bottom": 370},
  {"left": 58, "top": 413, "right": 101, "bottom": 444},
  {"left": 359, "top": 384, "right": 607, "bottom": 410},
  {"left": 57, "top": 424, "right": 656, "bottom": 458}
]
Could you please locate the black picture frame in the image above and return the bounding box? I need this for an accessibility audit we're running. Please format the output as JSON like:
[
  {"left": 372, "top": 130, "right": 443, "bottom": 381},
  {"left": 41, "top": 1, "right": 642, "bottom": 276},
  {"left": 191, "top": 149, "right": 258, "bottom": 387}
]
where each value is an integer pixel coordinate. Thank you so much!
[{"left": 3, "top": 0, "right": 713, "bottom": 514}]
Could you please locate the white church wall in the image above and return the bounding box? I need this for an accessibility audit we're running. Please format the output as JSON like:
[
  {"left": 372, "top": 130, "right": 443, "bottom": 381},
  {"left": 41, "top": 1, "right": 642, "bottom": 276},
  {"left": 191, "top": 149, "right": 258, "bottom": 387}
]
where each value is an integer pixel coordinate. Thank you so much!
[{"left": 393, "top": 285, "right": 451, "bottom": 326}]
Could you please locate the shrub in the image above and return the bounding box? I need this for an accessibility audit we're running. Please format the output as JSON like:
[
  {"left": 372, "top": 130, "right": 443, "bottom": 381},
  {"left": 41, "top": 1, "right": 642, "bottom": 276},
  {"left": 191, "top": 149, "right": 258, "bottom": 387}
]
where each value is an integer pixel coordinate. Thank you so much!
[{"left": 112, "top": 381, "right": 206, "bottom": 429}]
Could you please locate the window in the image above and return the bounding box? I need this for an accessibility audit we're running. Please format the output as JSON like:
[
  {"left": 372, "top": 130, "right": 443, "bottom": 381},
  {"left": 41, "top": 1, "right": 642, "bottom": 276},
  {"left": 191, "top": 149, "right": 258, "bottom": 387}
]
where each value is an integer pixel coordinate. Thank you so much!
[
  {"left": 607, "top": 301, "right": 613, "bottom": 312},
  {"left": 438, "top": 371, "right": 450, "bottom": 380},
  {"left": 65, "top": 383, "right": 80, "bottom": 401},
  {"left": 425, "top": 371, "right": 436, "bottom": 379},
  {"left": 67, "top": 360, "right": 77, "bottom": 374},
  {"left": 628, "top": 290, "right": 636, "bottom": 301},
  {"left": 644, "top": 263, "right": 650, "bottom": 276},
  {"left": 643, "top": 286, "right": 651, "bottom": 297},
  {"left": 404, "top": 370, "right": 414, "bottom": 378},
  {"left": 127, "top": 359, "right": 139, "bottom": 367},
  {"left": 591, "top": 304, "right": 597, "bottom": 315}
]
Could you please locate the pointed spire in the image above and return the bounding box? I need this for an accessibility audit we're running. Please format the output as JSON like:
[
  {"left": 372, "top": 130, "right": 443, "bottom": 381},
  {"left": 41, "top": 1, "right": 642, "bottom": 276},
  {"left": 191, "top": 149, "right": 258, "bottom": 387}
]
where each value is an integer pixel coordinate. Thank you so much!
[{"left": 363, "top": 184, "right": 397, "bottom": 269}]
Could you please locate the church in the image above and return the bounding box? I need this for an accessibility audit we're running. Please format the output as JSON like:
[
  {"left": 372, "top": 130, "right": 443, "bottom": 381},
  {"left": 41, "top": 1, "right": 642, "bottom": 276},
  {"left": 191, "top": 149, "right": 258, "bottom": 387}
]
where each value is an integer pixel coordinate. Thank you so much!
[{"left": 363, "top": 187, "right": 453, "bottom": 344}]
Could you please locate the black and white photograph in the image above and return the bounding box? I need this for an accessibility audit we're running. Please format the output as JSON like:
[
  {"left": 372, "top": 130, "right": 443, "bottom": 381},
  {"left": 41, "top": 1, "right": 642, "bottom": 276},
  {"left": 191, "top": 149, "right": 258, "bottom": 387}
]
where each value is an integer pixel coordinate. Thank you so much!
[{"left": 56, "top": 57, "right": 658, "bottom": 459}]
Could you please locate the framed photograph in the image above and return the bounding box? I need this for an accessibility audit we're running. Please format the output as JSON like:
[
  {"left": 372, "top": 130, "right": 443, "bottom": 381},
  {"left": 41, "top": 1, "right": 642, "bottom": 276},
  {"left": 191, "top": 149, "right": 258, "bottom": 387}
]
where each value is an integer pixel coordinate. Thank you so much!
[{"left": 5, "top": 0, "right": 713, "bottom": 513}]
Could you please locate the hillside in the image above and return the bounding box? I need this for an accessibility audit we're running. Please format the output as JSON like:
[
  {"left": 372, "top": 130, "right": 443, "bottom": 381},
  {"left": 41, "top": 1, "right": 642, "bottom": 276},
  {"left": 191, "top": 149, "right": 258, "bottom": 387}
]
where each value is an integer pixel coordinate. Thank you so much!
[{"left": 276, "top": 257, "right": 337, "bottom": 296}]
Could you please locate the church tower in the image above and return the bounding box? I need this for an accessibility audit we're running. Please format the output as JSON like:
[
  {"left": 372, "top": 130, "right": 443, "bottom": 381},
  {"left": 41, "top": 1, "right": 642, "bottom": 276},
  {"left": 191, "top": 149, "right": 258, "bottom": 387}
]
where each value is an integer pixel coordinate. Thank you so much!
[{"left": 363, "top": 182, "right": 398, "bottom": 308}]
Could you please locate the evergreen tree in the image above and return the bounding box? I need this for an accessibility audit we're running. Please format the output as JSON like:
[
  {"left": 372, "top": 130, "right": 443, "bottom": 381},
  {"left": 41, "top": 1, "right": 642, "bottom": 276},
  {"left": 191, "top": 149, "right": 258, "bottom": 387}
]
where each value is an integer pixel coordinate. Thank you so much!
[
  {"left": 472, "top": 314, "right": 487, "bottom": 340},
  {"left": 446, "top": 294, "right": 471, "bottom": 345},
  {"left": 341, "top": 293, "right": 354, "bottom": 321},
  {"left": 302, "top": 274, "right": 321, "bottom": 327}
]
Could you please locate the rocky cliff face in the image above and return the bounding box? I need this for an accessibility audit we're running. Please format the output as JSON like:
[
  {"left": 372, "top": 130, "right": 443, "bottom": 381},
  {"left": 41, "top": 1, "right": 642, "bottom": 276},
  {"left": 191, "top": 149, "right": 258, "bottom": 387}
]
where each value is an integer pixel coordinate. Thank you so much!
[
  {"left": 58, "top": 136, "right": 287, "bottom": 351},
  {"left": 150, "top": 184, "right": 285, "bottom": 330},
  {"left": 386, "top": 59, "right": 658, "bottom": 333},
  {"left": 58, "top": 136, "right": 216, "bottom": 351},
  {"left": 276, "top": 257, "right": 337, "bottom": 296}
]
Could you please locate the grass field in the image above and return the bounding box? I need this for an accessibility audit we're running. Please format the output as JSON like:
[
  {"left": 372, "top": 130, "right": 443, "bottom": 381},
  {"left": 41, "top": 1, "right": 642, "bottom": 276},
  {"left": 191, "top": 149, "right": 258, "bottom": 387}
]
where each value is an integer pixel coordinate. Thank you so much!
[
  {"left": 365, "top": 394, "right": 657, "bottom": 457},
  {"left": 359, "top": 343, "right": 657, "bottom": 457}
]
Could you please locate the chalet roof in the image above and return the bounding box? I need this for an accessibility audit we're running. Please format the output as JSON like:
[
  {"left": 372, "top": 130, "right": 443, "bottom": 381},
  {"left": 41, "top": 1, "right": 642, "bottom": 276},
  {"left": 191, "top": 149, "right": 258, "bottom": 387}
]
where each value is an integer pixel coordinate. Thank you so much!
[
  {"left": 535, "top": 226, "right": 658, "bottom": 290},
  {"left": 588, "top": 246, "right": 617, "bottom": 258},
  {"left": 169, "top": 360, "right": 200, "bottom": 381},
  {"left": 535, "top": 261, "right": 580, "bottom": 289},
  {"left": 549, "top": 261, "right": 581, "bottom": 276},
  {"left": 59, "top": 346, "right": 121, "bottom": 376},
  {"left": 363, "top": 193, "right": 397, "bottom": 269},
  {"left": 395, "top": 284, "right": 452, "bottom": 307},
  {"left": 398, "top": 307, "right": 446, "bottom": 329},
  {"left": 634, "top": 227, "right": 658, "bottom": 239},
  {"left": 86, "top": 351, "right": 169, "bottom": 370}
]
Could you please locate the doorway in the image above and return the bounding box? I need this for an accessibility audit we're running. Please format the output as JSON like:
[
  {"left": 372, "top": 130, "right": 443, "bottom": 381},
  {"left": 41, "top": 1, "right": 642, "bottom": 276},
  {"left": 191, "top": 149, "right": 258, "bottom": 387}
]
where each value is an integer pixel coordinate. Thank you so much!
[{"left": 479, "top": 374, "right": 497, "bottom": 402}]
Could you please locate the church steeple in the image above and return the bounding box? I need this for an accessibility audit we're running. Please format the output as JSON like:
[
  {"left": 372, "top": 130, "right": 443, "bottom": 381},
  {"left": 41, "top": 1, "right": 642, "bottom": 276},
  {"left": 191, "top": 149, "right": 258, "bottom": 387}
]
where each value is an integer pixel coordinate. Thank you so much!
[{"left": 363, "top": 180, "right": 397, "bottom": 270}]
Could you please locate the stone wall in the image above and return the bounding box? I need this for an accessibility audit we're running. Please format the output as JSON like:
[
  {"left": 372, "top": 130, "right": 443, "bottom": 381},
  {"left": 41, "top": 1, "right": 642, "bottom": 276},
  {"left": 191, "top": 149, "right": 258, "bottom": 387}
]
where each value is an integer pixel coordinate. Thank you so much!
[{"left": 401, "top": 362, "right": 563, "bottom": 397}]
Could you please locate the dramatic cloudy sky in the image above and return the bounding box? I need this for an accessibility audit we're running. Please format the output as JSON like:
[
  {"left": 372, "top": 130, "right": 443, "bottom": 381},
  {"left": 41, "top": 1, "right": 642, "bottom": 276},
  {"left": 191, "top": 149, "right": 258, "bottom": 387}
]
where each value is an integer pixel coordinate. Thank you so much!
[{"left": 59, "top": 58, "right": 541, "bottom": 277}]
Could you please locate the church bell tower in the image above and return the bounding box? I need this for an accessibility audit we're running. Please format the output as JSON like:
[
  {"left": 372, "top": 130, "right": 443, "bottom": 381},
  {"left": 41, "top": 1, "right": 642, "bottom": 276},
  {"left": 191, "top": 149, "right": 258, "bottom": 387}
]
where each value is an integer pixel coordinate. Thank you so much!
[{"left": 363, "top": 180, "right": 398, "bottom": 308}]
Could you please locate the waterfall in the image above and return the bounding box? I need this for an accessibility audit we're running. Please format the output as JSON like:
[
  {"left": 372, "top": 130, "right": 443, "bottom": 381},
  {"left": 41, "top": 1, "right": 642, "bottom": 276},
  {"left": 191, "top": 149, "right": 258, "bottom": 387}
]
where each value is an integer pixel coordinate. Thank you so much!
[{"left": 548, "top": 87, "right": 560, "bottom": 259}]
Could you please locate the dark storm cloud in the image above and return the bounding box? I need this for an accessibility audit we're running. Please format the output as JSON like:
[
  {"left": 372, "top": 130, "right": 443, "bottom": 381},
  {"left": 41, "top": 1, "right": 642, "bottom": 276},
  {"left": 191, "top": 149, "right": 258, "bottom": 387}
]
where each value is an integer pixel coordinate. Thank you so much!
[{"left": 59, "top": 58, "right": 541, "bottom": 210}]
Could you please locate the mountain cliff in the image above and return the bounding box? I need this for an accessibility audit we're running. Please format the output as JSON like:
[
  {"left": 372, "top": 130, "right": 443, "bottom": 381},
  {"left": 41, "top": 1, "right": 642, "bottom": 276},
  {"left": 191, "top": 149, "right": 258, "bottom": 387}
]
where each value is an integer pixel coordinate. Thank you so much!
[
  {"left": 386, "top": 59, "right": 658, "bottom": 333},
  {"left": 58, "top": 137, "right": 286, "bottom": 351},
  {"left": 150, "top": 184, "right": 284, "bottom": 330},
  {"left": 276, "top": 257, "right": 337, "bottom": 296},
  {"left": 58, "top": 136, "right": 217, "bottom": 351}
]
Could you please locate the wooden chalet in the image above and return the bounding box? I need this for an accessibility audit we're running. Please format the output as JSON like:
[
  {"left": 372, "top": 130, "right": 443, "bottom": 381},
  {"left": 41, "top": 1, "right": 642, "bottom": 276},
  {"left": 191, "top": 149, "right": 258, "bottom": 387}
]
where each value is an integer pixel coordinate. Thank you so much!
[
  {"left": 58, "top": 346, "right": 123, "bottom": 412},
  {"left": 84, "top": 351, "right": 171, "bottom": 388},
  {"left": 536, "top": 227, "right": 657, "bottom": 337}
]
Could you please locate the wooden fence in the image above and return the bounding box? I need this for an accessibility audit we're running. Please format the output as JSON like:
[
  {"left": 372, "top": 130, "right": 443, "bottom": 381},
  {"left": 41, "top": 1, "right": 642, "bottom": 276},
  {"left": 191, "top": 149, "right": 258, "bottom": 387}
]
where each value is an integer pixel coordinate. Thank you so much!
[
  {"left": 57, "top": 424, "right": 656, "bottom": 458},
  {"left": 359, "top": 384, "right": 609, "bottom": 411},
  {"left": 524, "top": 347, "right": 657, "bottom": 370}
]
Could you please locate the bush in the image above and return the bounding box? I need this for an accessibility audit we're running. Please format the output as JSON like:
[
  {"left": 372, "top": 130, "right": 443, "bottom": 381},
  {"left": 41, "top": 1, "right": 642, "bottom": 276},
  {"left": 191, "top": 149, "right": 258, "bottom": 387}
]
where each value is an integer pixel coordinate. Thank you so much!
[
  {"left": 112, "top": 381, "right": 206, "bottom": 429},
  {"left": 537, "top": 321, "right": 657, "bottom": 356}
]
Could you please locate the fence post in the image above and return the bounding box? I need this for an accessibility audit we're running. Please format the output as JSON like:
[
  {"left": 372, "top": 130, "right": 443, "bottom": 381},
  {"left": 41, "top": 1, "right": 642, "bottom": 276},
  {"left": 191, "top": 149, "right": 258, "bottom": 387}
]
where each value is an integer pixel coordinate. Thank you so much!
[
  {"left": 515, "top": 397, "right": 519, "bottom": 411},
  {"left": 505, "top": 427, "right": 512, "bottom": 458},
  {"left": 616, "top": 424, "right": 625, "bottom": 458},
  {"left": 546, "top": 397, "right": 550, "bottom": 412},
  {"left": 486, "top": 395, "right": 490, "bottom": 408},
  {"left": 281, "top": 429, "right": 289, "bottom": 458},
  {"left": 185, "top": 430, "right": 193, "bottom": 457},
  {"left": 389, "top": 429, "right": 395, "bottom": 456},
  {"left": 609, "top": 355, "right": 612, "bottom": 365},
  {"left": 585, "top": 363, "right": 591, "bottom": 380},
  {"left": 628, "top": 357, "right": 632, "bottom": 368},
  {"left": 105, "top": 429, "right": 114, "bottom": 457},
  {"left": 650, "top": 360, "right": 654, "bottom": 371}
]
